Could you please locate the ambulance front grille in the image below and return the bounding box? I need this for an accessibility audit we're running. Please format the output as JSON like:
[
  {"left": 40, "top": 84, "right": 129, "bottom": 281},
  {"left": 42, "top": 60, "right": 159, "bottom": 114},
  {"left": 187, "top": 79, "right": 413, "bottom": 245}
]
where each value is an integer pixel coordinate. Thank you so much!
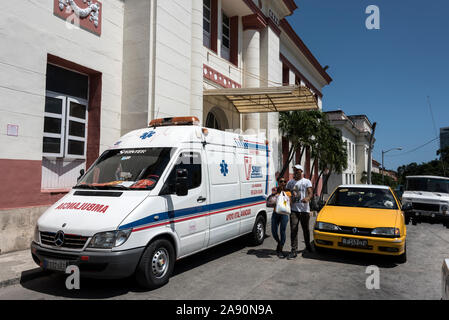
[{"left": 40, "top": 232, "right": 88, "bottom": 249}]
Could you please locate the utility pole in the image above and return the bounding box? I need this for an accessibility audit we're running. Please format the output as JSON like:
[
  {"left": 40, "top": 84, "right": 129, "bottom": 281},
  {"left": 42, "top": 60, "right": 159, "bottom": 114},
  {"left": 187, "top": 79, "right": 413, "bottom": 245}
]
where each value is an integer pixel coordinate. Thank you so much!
[
  {"left": 367, "top": 122, "right": 377, "bottom": 184},
  {"left": 382, "top": 147, "right": 402, "bottom": 184}
]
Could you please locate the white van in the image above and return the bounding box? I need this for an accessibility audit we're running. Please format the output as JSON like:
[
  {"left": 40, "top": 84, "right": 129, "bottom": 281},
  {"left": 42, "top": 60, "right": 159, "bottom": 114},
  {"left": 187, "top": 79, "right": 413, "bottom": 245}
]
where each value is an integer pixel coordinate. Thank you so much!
[
  {"left": 31, "top": 117, "right": 275, "bottom": 288},
  {"left": 401, "top": 175, "right": 449, "bottom": 227}
]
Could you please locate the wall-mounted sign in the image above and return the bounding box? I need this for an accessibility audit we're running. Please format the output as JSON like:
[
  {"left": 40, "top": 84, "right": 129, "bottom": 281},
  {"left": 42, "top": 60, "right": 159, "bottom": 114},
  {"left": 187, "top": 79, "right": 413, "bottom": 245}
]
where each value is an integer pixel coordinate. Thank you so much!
[
  {"left": 7, "top": 124, "right": 18, "bottom": 137},
  {"left": 268, "top": 9, "right": 280, "bottom": 26},
  {"left": 54, "top": 0, "right": 102, "bottom": 36}
]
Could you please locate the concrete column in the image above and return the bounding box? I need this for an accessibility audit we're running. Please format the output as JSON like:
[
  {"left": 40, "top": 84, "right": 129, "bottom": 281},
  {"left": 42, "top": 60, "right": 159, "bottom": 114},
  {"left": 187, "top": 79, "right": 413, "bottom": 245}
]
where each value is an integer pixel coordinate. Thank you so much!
[
  {"left": 259, "top": 27, "right": 282, "bottom": 173},
  {"left": 289, "top": 70, "right": 296, "bottom": 85},
  {"left": 121, "top": 0, "right": 152, "bottom": 135},
  {"left": 242, "top": 29, "right": 260, "bottom": 132},
  {"left": 190, "top": 0, "right": 203, "bottom": 122}
]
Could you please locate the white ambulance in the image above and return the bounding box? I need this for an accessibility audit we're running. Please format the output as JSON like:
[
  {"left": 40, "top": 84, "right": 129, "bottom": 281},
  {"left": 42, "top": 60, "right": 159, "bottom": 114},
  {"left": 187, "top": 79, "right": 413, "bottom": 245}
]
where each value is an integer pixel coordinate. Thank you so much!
[{"left": 31, "top": 117, "right": 275, "bottom": 289}]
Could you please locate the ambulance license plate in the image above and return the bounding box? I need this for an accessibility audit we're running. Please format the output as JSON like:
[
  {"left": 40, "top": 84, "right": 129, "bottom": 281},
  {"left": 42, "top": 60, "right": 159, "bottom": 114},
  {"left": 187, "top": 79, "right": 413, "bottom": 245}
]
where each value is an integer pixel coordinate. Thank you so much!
[
  {"left": 43, "top": 259, "right": 68, "bottom": 272},
  {"left": 341, "top": 238, "right": 368, "bottom": 248}
]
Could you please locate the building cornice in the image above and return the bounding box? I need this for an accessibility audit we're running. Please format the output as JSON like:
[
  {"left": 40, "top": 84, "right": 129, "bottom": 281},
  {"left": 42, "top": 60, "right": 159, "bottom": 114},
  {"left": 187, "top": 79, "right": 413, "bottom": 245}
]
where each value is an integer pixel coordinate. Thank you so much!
[
  {"left": 242, "top": 0, "right": 330, "bottom": 87},
  {"left": 282, "top": 0, "right": 298, "bottom": 16},
  {"left": 242, "top": 14, "right": 267, "bottom": 31},
  {"left": 280, "top": 19, "right": 332, "bottom": 84},
  {"left": 280, "top": 53, "right": 323, "bottom": 98},
  {"left": 241, "top": 0, "right": 283, "bottom": 36}
]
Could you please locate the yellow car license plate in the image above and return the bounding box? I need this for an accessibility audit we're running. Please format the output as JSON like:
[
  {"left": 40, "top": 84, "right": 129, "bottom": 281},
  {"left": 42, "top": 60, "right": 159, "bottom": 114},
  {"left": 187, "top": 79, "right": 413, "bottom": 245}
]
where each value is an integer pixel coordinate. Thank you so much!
[{"left": 341, "top": 237, "right": 368, "bottom": 248}]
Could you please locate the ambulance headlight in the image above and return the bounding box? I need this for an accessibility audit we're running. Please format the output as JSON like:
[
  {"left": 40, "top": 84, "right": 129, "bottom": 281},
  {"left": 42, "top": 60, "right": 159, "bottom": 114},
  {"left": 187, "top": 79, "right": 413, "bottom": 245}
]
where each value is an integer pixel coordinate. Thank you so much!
[
  {"left": 88, "top": 229, "right": 132, "bottom": 249},
  {"left": 114, "top": 229, "right": 133, "bottom": 247}
]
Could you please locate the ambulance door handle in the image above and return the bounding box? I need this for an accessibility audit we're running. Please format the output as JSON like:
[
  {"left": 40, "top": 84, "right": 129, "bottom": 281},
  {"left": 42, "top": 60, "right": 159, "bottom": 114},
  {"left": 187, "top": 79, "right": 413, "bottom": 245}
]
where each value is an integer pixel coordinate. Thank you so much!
[{"left": 197, "top": 196, "right": 207, "bottom": 203}]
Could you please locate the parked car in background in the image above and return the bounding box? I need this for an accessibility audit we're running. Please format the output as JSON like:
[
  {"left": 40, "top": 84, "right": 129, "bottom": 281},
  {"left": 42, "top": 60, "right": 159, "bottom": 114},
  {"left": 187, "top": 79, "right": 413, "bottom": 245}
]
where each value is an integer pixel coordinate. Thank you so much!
[
  {"left": 401, "top": 176, "right": 449, "bottom": 228},
  {"left": 314, "top": 185, "right": 407, "bottom": 263}
]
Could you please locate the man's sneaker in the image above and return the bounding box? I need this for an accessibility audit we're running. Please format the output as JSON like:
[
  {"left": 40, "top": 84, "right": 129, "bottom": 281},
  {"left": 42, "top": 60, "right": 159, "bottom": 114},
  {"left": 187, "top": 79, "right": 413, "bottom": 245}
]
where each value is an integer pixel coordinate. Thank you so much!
[
  {"left": 287, "top": 251, "right": 297, "bottom": 260},
  {"left": 276, "top": 243, "right": 281, "bottom": 253},
  {"left": 305, "top": 245, "right": 313, "bottom": 253},
  {"left": 277, "top": 247, "right": 285, "bottom": 259}
]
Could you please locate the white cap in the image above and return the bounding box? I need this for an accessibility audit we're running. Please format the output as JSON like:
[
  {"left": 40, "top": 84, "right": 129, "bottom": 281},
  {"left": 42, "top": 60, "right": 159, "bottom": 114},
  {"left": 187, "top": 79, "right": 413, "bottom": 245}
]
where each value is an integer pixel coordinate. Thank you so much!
[{"left": 293, "top": 164, "right": 304, "bottom": 171}]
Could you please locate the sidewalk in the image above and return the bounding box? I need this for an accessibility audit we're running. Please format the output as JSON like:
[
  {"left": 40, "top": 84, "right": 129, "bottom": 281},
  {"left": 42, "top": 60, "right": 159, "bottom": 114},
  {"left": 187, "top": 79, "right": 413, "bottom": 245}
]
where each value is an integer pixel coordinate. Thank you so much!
[{"left": 0, "top": 249, "right": 44, "bottom": 288}]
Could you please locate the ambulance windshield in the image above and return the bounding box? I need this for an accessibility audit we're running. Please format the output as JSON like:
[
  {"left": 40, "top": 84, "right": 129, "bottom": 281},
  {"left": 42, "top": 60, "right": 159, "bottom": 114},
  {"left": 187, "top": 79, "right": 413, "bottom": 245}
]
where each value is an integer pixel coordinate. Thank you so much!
[{"left": 75, "top": 148, "right": 173, "bottom": 190}]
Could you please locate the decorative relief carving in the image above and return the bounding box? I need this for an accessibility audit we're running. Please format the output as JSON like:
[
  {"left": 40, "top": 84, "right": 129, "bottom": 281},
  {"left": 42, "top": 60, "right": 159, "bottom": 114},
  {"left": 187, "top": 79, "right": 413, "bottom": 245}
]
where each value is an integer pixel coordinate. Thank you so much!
[
  {"left": 59, "top": 0, "right": 100, "bottom": 27},
  {"left": 54, "top": 0, "right": 102, "bottom": 36}
]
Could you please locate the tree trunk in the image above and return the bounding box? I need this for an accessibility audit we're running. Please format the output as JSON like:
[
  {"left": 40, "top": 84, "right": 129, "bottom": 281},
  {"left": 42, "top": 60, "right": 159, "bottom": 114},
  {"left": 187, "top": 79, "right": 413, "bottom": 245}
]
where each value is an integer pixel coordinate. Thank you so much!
[
  {"left": 320, "top": 170, "right": 333, "bottom": 202},
  {"left": 314, "top": 170, "right": 324, "bottom": 196},
  {"left": 278, "top": 143, "right": 295, "bottom": 181},
  {"left": 309, "top": 157, "right": 318, "bottom": 181}
]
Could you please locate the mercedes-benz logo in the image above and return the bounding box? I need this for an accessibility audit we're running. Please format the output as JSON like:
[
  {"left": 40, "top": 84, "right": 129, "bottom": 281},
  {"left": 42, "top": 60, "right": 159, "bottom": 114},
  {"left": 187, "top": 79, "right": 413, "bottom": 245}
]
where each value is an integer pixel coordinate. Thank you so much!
[
  {"left": 54, "top": 230, "right": 65, "bottom": 247},
  {"left": 352, "top": 228, "right": 358, "bottom": 234}
]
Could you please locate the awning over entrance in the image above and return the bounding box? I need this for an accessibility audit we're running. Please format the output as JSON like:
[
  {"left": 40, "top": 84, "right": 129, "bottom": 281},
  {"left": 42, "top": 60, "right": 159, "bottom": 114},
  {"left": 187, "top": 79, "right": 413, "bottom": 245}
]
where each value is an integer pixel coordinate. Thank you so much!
[{"left": 203, "top": 85, "right": 318, "bottom": 113}]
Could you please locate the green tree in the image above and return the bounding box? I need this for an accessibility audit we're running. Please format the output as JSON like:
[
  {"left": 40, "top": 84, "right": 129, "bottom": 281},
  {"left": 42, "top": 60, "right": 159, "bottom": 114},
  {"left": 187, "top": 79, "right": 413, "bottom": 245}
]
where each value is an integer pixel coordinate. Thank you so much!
[
  {"left": 397, "top": 157, "right": 449, "bottom": 186},
  {"left": 278, "top": 110, "right": 348, "bottom": 201},
  {"left": 278, "top": 110, "right": 323, "bottom": 179},
  {"left": 316, "top": 125, "right": 348, "bottom": 201},
  {"left": 437, "top": 146, "right": 449, "bottom": 163}
]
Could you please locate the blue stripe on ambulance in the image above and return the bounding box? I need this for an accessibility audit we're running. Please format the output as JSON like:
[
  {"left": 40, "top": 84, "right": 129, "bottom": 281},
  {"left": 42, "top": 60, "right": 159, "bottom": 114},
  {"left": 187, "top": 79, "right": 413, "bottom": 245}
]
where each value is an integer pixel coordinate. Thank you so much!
[{"left": 118, "top": 195, "right": 266, "bottom": 230}]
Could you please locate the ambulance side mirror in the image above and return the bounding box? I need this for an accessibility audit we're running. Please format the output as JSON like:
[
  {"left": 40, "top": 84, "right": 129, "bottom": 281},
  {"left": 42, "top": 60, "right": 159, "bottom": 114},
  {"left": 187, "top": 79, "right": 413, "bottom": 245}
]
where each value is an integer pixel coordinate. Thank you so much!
[
  {"left": 77, "top": 169, "right": 85, "bottom": 182},
  {"left": 175, "top": 169, "right": 188, "bottom": 196}
]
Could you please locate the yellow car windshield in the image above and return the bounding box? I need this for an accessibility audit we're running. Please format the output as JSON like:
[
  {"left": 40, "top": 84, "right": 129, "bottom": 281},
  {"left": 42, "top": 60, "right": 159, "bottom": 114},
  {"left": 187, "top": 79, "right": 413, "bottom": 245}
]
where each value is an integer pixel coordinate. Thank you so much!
[{"left": 327, "top": 188, "right": 399, "bottom": 210}]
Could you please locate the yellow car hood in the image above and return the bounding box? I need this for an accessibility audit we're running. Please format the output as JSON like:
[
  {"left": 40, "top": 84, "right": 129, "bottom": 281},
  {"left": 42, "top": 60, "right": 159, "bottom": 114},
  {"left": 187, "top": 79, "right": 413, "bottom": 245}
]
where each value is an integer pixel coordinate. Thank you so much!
[{"left": 318, "top": 206, "right": 400, "bottom": 228}]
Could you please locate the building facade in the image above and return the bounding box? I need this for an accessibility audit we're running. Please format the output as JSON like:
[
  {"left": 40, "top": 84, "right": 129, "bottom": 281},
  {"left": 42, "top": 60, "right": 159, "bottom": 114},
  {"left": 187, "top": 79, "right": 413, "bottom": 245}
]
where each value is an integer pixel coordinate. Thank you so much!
[
  {"left": 441, "top": 127, "right": 449, "bottom": 151},
  {"left": 324, "top": 111, "right": 373, "bottom": 197},
  {"left": 0, "top": 0, "right": 331, "bottom": 253}
]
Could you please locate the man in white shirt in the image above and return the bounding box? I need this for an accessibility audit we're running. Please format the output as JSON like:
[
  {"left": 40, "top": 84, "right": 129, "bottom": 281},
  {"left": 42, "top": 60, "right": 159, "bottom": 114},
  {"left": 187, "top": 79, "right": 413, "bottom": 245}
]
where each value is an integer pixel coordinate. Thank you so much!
[{"left": 286, "top": 164, "right": 313, "bottom": 259}]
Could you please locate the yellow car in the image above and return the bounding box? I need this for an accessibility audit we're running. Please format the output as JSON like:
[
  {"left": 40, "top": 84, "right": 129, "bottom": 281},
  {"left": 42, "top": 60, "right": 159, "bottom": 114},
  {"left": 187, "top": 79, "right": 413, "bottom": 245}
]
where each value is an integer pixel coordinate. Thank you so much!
[{"left": 314, "top": 185, "right": 407, "bottom": 263}]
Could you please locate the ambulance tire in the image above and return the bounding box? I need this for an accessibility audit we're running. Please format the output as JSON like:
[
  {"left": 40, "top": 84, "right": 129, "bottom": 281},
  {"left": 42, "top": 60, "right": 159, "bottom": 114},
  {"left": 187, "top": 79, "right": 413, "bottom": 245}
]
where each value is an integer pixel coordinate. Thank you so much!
[
  {"left": 250, "top": 214, "right": 266, "bottom": 246},
  {"left": 135, "top": 238, "right": 175, "bottom": 289}
]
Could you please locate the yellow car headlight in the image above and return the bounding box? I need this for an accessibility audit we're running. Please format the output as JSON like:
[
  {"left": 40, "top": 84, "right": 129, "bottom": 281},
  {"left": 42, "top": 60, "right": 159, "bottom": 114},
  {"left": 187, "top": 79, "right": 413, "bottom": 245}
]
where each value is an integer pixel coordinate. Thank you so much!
[
  {"left": 315, "top": 222, "right": 341, "bottom": 232},
  {"left": 371, "top": 227, "right": 400, "bottom": 237}
]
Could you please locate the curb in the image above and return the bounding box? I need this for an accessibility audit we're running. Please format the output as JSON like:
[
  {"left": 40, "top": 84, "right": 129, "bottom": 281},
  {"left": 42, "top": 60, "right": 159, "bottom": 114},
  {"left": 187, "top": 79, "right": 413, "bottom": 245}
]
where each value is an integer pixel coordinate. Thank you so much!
[{"left": 0, "top": 268, "right": 46, "bottom": 289}]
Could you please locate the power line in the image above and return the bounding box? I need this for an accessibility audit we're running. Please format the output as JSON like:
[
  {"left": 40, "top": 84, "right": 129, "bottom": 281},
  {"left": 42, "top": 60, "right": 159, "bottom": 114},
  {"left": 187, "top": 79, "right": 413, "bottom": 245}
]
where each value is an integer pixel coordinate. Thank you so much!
[{"left": 386, "top": 137, "right": 439, "bottom": 158}]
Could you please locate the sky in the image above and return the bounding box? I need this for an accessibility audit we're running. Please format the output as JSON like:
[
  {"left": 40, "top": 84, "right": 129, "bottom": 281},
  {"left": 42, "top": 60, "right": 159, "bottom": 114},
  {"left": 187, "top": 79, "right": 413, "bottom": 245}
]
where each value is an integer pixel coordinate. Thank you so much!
[{"left": 286, "top": 0, "right": 449, "bottom": 171}]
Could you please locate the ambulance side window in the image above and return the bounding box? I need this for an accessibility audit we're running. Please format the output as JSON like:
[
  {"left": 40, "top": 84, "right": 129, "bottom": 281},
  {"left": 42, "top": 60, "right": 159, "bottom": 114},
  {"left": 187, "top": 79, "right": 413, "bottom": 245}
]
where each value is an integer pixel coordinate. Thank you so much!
[{"left": 161, "top": 152, "right": 202, "bottom": 194}]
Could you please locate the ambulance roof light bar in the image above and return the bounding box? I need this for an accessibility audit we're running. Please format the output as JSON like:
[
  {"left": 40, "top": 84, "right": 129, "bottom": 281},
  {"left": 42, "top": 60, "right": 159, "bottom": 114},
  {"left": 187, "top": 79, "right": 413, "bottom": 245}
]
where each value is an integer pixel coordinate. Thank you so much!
[{"left": 149, "top": 116, "right": 200, "bottom": 127}]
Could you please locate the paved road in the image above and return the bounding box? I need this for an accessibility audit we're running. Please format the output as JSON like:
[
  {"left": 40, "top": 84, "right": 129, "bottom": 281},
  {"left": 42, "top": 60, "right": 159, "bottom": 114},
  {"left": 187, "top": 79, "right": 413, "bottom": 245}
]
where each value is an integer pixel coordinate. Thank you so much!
[{"left": 0, "top": 217, "right": 447, "bottom": 300}]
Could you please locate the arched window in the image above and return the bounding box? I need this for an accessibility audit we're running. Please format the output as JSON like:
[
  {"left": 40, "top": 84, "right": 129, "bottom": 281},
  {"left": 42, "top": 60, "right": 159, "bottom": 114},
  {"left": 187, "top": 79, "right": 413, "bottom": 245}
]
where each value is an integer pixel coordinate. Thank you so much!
[{"left": 206, "top": 111, "right": 221, "bottom": 130}]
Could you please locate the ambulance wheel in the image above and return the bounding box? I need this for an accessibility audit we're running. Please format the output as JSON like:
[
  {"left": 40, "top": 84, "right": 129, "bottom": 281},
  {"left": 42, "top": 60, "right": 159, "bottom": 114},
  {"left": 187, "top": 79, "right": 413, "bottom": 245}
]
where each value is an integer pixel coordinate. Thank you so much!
[
  {"left": 250, "top": 215, "right": 266, "bottom": 245},
  {"left": 135, "top": 238, "right": 175, "bottom": 289}
]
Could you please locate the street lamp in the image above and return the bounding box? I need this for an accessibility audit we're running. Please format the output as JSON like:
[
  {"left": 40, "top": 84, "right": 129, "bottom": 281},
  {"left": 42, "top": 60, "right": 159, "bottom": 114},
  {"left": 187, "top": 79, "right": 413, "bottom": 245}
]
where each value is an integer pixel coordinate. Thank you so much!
[{"left": 381, "top": 147, "right": 402, "bottom": 184}]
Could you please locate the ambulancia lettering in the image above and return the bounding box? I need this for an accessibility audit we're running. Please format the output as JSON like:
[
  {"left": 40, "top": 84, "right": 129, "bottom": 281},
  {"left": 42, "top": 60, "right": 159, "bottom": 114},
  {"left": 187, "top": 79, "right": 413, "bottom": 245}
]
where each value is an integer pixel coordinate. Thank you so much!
[{"left": 55, "top": 202, "right": 109, "bottom": 213}]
